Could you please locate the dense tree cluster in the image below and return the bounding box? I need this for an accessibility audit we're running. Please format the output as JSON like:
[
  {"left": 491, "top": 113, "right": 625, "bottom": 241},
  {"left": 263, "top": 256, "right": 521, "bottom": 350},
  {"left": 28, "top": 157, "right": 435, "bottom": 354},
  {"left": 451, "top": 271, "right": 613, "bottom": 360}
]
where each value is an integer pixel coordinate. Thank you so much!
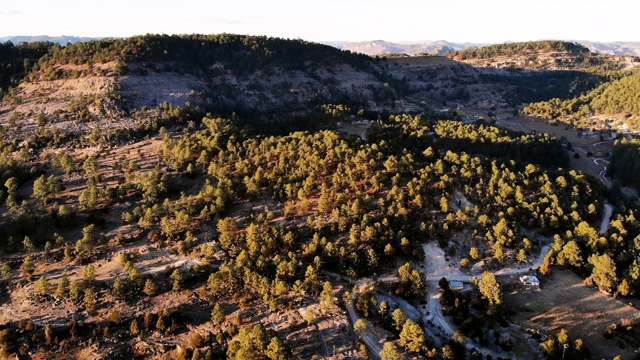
[
  {"left": 0, "top": 40, "right": 56, "bottom": 98},
  {"left": 432, "top": 120, "right": 569, "bottom": 167},
  {"left": 451, "top": 41, "right": 590, "bottom": 60},
  {"left": 523, "top": 72, "right": 640, "bottom": 129},
  {"left": 546, "top": 196, "right": 640, "bottom": 296},
  {"left": 150, "top": 113, "right": 608, "bottom": 308},
  {"left": 3, "top": 34, "right": 640, "bottom": 360},
  {"left": 0, "top": 106, "right": 636, "bottom": 359},
  {"left": 609, "top": 138, "right": 640, "bottom": 188},
  {"left": 30, "top": 34, "right": 376, "bottom": 80},
  {"left": 480, "top": 70, "right": 604, "bottom": 105}
]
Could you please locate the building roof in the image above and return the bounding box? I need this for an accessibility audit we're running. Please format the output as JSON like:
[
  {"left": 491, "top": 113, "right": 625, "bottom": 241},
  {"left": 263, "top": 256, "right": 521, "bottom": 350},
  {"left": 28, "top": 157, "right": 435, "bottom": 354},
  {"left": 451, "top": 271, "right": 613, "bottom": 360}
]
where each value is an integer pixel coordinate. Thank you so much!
[{"left": 519, "top": 275, "right": 540, "bottom": 285}]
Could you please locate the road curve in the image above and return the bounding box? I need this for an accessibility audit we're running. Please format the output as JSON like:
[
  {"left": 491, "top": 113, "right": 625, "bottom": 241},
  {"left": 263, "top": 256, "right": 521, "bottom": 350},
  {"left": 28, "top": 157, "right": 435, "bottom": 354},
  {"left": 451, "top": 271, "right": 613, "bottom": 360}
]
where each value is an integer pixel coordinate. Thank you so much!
[
  {"left": 343, "top": 244, "right": 552, "bottom": 359},
  {"left": 345, "top": 299, "right": 383, "bottom": 359}
]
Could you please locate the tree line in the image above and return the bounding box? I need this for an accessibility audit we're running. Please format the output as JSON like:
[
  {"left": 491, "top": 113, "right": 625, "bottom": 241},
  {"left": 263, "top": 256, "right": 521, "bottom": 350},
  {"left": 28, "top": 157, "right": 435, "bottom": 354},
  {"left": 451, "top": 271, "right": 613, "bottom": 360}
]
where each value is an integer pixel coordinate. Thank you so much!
[{"left": 523, "top": 72, "right": 640, "bottom": 130}]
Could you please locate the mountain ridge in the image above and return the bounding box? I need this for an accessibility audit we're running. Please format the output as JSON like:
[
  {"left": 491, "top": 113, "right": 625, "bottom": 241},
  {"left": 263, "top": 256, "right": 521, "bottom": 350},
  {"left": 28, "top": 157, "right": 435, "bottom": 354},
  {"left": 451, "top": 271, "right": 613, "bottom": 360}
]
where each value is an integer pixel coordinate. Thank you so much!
[
  {"left": 3, "top": 36, "right": 640, "bottom": 57},
  {"left": 0, "top": 35, "right": 105, "bottom": 45},
  {"left": 328, "top": 39, "right": 640, "bottom": 57}
]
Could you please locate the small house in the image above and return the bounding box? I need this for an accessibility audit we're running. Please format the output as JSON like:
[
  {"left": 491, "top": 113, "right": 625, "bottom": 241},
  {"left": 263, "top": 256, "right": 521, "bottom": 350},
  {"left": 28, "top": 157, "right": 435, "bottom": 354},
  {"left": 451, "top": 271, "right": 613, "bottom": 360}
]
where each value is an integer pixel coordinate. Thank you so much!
[
  {"left": 519, "top": 275, "right": 540, "bottom": 286},
  {"left": 449, "top": 281, "right": 464, "bottom": 290}
]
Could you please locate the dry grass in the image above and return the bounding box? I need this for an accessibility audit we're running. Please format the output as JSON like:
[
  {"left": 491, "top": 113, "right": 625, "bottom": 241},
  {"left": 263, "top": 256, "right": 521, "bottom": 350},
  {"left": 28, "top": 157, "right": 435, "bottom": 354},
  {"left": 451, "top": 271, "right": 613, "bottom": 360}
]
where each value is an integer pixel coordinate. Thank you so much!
[{"left": 506, "top": 268, "right": 640, "bottom": 359}]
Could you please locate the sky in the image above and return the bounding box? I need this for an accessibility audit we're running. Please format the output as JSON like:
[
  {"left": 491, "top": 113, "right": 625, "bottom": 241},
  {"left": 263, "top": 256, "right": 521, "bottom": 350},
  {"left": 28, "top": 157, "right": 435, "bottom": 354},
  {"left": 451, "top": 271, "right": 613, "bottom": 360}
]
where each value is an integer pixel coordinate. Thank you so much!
[{"left": 1, "top": 0, "right": 639, "bottom": 43}]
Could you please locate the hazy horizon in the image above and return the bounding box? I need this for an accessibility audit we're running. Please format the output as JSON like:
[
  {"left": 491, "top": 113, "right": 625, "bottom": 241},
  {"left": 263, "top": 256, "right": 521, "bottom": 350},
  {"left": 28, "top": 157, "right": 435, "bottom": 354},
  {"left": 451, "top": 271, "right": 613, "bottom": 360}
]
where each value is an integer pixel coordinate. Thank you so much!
[{"left": 2, "top": 0, "right": 640, "bottom": 43}]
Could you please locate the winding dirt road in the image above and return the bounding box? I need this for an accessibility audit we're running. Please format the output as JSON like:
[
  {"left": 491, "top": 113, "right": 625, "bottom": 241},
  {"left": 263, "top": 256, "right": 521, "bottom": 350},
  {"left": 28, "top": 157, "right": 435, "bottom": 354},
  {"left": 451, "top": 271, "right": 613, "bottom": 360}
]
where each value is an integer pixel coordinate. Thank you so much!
[
  {"left": 345, "top": 300, "right": 383, "bottom": 359},
  {"left": 346, "top": 243, "right": 551, "bottom": 358}
]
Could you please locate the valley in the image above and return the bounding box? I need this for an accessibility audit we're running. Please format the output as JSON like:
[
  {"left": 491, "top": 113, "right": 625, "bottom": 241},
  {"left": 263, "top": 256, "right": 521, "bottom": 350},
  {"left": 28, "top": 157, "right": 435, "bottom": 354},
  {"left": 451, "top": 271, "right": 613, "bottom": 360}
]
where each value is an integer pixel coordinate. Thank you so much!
[{"left": 0, "top": 35, "right": 639, "bottom": 360}]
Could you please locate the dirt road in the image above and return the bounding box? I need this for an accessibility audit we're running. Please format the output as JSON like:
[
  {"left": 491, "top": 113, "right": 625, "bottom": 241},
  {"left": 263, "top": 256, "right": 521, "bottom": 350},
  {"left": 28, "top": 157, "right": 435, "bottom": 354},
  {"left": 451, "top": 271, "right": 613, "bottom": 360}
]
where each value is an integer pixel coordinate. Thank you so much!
[
  {"left": 346, "top": 243, "right": 551, "bottom": 358},
  {"left": 419, "top": 244, "right": 551, "bottom": 360},
  {"left": 599, "top": 203, "right": 613, "bottom": 234},
  {"left": 345, "top": 300, "right": 382, "bottom": 359}
]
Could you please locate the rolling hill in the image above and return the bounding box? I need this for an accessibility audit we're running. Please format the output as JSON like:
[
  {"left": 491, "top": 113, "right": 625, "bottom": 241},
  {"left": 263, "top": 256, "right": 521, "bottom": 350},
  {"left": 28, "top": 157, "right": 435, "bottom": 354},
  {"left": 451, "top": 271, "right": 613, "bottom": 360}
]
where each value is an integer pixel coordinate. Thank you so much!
[
  {"left": 0, "top": 33, "right": 640, "bottom": 360},
  {"left": 330, "top": 39, "right": 485, "bottom": 56},
  {"left": 523, "top": 71, "right": 640, "bottom": 130},
  {"left": 3, "top": 36, "right": 638, "bottom": 149},
  {"left": 328, "top": 39, "right": 640, "bottom": 57}
]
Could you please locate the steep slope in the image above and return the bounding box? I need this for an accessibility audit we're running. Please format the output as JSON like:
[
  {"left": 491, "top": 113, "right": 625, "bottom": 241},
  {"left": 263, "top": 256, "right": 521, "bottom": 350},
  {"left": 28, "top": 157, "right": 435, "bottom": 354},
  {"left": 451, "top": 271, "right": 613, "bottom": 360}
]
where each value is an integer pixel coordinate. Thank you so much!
[
  {"left": 448, "top": 40, "right": 635, "bottom": 73},
  {"left": 0, "top": 34, "right": 413, "bottom": 144},
  {"left": 441, "top": 40, "right": 640, "bottom": 107},
  {"left": 2, "top": 35, "right": 637, "bottom": 148},
  {"left": 523, "top": 71, "right": 640, "bottom": 130}
]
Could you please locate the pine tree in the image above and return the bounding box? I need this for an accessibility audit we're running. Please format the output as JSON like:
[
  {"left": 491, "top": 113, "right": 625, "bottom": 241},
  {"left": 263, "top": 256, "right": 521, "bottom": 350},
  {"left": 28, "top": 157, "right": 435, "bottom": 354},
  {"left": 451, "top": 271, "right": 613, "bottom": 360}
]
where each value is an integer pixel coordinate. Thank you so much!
[
  {"left": 354, "top": 319, "right": 368, "bottom": 339},
  {"left": 399, "top": 319, "right": 425, "bottom": 352},
  {"left": 56, "top": 275, "right": 70, "bottom": 298},
  {"left": 391, "top": 308, "right": 407, "bottom": 331},
  {"left": 1, "top": 263, "right": 11, "bottom": 281},
  {"left": 69, "top": 280, "right": 84, "bottom": 301},
  {"left": 82, "top": 264, "right": 96, "bottom": 283},
  {"left": 113, "top": 275, "right": 126, "bottom": 298},
  {"left": 171, "top": 269, "right": 184, "bottom": 291},
  {"left": 34, "top": 276, "right": 50, "bottom": 299},
  {"left": 23, "top": 236, "right": 36, "bottom": 253},
  {"left": 478, "top": 271, "right": 502, "bottom": 306},
  {"left": 130, "top": 319, "right": 140, "bottom": 335},
  {"left": 320, "top": 281, "right": 334, "bottom": 310},
  {"left": 379, "top": 342, "right": 401, "bottom": 360},
  {"left": 83, "top": 288, "right": 97, "bottom": 311},
  {"left": 265, "top": 336, "right": 287, "bottom": 360},
  {"left": 539, "top": 250, "right": 555, "bottom": 275},
  {"left": 156, "top": 312, "right": 168, "bottom": 331},
  {"left": 588, "top": 253, "right": 617, "bottom": 292},
  {"left": 32, "top": 175, "right": 50, "bottom": 202},
  {"left": 211, "top": 303, "right": 225, "bottom": 325},
  {"left": 4, "top": 177, "right": 18, "bottom": 208},
  {"left": 20, "top": 256, "right": 35, "bottom": 280},
  {"left": 144, "top": 312, "right": 155, "bottom": 331},
  {"left": 143, "top": 278, "right": 156, "bottom": 297},
  {"left": 44, "top": 324, "right": 53, "bottom": 345}
]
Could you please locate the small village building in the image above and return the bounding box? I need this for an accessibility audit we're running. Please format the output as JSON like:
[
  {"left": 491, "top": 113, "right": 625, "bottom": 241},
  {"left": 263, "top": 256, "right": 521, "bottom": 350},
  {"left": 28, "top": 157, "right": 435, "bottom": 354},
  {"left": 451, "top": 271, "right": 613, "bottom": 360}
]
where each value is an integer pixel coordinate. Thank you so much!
[
  {"left": 449, "top": 281, "right": 464, "bottom": 290},
  {"left": 519, "top": 275, "right": 540, "bottom": 286}
]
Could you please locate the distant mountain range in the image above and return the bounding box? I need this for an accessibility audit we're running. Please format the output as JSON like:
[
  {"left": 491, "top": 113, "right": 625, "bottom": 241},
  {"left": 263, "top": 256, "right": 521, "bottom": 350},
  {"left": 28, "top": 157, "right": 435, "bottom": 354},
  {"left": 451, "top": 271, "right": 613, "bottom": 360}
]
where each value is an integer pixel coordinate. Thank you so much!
[
  {"left": 2, "top": 36, "right": 640, "bottom": 57},
  {"left": 0, "top": 35, "right": 105, "bottom": 45},
  {"left": 577, "top": 40, "right": 640, "bottom": 56},
  {"left": 325, "top": 40, "right": 640, "bottom": 57},
  {"left": 323, "top": 40, "right": 488, "bottom": 56}
]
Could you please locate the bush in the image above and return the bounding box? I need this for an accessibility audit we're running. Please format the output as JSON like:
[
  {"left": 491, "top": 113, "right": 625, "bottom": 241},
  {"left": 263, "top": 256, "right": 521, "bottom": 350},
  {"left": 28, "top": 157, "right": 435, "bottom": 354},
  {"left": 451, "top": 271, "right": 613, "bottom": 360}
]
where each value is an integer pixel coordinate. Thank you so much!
[{"left": 0, "top": 328, "right": 17, "bottom": 355}]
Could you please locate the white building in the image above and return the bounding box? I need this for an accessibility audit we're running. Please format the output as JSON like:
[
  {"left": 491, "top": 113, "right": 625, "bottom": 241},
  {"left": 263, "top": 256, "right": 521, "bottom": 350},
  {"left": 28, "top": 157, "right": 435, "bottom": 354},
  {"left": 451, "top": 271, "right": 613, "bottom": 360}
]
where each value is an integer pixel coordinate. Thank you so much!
[{"left": 520, "top": 275, "right": 540, "bottom": 286}]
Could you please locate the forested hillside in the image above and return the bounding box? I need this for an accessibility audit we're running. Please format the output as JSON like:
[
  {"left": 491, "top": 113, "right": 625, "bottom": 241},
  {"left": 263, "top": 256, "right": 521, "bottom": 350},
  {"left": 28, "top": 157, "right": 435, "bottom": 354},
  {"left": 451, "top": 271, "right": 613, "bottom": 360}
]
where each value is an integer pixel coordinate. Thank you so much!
[
  {"left": 0, "top": 34, "right": 639, "bottom": 359},
  {"left": 1, "top": 34, "right": 418, "bottom": 136},
  {"left": 609, "top": 138, "right": 640, "bottom": 188},
  {"left": 443, "top": 40, "right": 637, "bottom": 108},
  {"left": 523, "top": 72, "right": 640, "bottom": 129},
  {"left": 30, "top": 34, "right": 376, "bottom": 79},
  {"left": 0, "top": 41, "right": 56, "bottom": 96},
  {"left": 451, "top": 40, "right": 590, "bottom": 60}
]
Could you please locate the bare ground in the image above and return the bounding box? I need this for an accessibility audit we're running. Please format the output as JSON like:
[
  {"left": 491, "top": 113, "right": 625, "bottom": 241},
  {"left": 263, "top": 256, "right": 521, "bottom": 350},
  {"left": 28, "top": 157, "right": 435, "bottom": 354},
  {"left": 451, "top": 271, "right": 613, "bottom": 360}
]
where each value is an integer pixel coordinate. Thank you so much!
[{"left": 506, "top": 268, "right": 640, "bottom": 359}]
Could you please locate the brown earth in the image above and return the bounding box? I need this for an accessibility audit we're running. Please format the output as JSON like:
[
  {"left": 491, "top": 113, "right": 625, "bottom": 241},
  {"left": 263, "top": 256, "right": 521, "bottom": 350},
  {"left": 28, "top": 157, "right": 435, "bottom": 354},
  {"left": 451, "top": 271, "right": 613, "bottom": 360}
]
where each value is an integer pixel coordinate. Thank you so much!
[{"left": 506, "top": 268, "right": 640, "bottom": 359}]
